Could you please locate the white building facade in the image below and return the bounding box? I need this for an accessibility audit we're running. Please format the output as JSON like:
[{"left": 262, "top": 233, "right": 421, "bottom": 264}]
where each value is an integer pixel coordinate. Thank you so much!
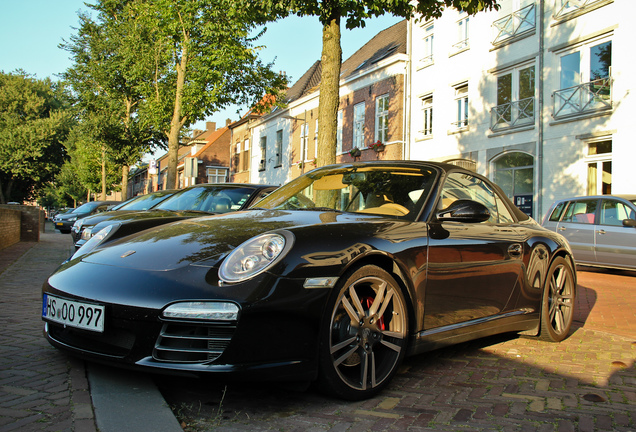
[{"left": 407, "top": 0, "right": 634, "bottom": 220}]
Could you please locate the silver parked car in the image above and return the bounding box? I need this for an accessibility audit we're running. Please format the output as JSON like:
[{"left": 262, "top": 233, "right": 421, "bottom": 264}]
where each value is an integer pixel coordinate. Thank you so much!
[{"left": 542, "top": 195, "right": 636, "bottom": 271}]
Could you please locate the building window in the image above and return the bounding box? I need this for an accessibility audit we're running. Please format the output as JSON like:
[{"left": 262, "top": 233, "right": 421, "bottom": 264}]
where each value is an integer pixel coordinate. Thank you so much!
[
  {"left": 492, "top": 65, "right": 535, "bottom": 131},
  {"left": 586, "top": 139, "right": 612, "bottom": 195},
  {"left": 454, "top": 83, "right": 469, "bottom": 128},
  {"left": 314, "top": 119, "right": 319, "bottom": 159},
  {"left": 336, "top": 110, "right": 343, "bottom": 154},
  {"left": 353, "top": 102, "right": 365, "bottom": 150},
  {"left": 375, "top": 94, "right": 389, "bottom": 144},
  {"left": 206, "top": 167, "right": 228, "bottom": 183},
  {"left": 421, "top": 95, "right": 433, "bottom": 137},
  {"left": 493, "top": 152, "right": 534, "bottom": 217},
  {"left": 234, "top": 142, "right": 241, "bottom": 172},
  {"left": 554, "top": 40, "right": 612, "bottom": 118},
  {"left": 453, "top": 16, "right": 469, "bottom": 51},
  {"left": 420, "top": 22, "right": 434, "bottom": 67},
  {"left": 300, "top": 122, "right": 309, "bottom": 161},
  {"left": 259, "top": 136, "right": 267, "bottom": 171},
  {"left": 242, "top": 139, "right": 249, "bottom": 171},
  {"left": 275, "top": 130, "right": 283, "bottom": 167}
]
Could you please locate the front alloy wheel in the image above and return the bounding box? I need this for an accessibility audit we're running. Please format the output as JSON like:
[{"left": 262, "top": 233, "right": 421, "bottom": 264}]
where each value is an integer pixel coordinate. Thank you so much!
[
  {"left": 319, "top": 265, "right": 408, "bottom": 400},
  {"left": 539, "top": 256, "right": 576, "bottom": 342}
]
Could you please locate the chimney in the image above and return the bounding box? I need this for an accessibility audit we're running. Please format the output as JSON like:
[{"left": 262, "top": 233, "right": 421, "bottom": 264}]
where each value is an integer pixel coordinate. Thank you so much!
[
  {"left": 206, "top": 121, "right": 216, "bottom": 131},
  {"left": 226, "top": 118, "right": 232, "bottom": 126}
]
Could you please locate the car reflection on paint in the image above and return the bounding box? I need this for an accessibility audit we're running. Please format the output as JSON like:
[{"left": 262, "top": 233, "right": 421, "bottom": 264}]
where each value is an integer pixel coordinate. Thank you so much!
[{"left": 42, "top": 161, "right": 576, "bottom": 400}]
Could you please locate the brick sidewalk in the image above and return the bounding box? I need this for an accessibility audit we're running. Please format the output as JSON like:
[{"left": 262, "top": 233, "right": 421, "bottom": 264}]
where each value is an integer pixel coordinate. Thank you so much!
[{"left": 0, "top": 231, "right": 97, "bottom": 432}]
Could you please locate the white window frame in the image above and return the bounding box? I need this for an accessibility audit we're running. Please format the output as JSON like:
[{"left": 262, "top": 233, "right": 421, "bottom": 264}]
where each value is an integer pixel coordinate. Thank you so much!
[
  {"left": 420, "top": 22, "right": 434, "bottom": 67},
  {"left": 585, "top": 138, "right": 612, "bottom": 195},
  {"left": 375, "top": 94, "right": 389, "bottom": 144},
  {"left": 243, "top": 139, "right": 250, "bottom": 171},
  {"left": 454, "top": 15, "right": 469, "bottom": 51},
  {"left": 259, "top": 136, "right": 267, "bottom": 171},
  {"left": 275, "top": 129, "right": 283, "bottom": 167},
  {"left": 336, "top": 110, "right": 343, "bottom": 154},
  {"left": 300, "top": 122, "right": 309, "bottom": 162},
  {"left": 454, "top": 83, "right": 469, "bottom": 129},
  {"left": 353, "top": 102, "right": 365, "bottom": 150},
  {"left": 421, "top": 95, "right": 433, "bottom": 137},
  {"left": 206, "top": 167, "right": 228, "bottom": 183}
]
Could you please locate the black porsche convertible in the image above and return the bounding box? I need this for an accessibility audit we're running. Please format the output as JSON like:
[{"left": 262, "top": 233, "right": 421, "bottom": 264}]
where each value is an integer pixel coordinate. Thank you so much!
[{"left": 42, "top": 161, "right": 576, "bottom": 400}]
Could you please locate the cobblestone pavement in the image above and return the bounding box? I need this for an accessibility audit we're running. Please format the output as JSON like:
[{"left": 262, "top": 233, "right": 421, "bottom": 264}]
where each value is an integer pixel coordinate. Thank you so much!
[
  {"left": 0, "top": 231, "right": 96, "bottom": 432},
  {"left": 159, "top": 270, "right": 636, "bottom": 432}
]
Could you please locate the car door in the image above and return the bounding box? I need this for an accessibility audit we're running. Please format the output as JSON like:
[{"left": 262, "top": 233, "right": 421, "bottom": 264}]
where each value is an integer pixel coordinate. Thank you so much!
[
  {"left": 424, "top": 171, "right": 524, "bottom": 330},
  {"left": 594, "top": 198, "right": 636, "bottom": 269},
  {"left": 555, "top": 199, "right": 599, "bottom": 265}
]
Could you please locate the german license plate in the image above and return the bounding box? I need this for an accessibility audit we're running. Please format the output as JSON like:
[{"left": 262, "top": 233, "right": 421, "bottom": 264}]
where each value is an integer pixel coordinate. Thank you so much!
[
  {"left": 56, "top": 222, "right": 63, "bottom": 226},
  {"left": 42, "top": 294, "right": 105, "bottom": 332}
]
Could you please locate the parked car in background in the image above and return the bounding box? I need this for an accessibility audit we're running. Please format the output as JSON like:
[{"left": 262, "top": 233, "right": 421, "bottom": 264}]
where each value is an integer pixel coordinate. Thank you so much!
[
  {"left": 52, "top": 201, "right": 121, "bottom": 234},
  {"left": 43, "top": 161, "right": 576, "bottom": 401},
  {"left": 72, "top": 183, "right": 277, "bottom": 253},
  {"left": 542, "top": 195, "right": 636, "bottom": 271},
  {"left": 71, "top": 190, "right": 179, "bottom": 243}
]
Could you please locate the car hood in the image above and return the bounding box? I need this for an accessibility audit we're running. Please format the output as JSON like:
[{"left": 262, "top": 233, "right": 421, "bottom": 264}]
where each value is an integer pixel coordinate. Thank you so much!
[{"left": 79, "top": 209, "right": 382, "bottom": 271}]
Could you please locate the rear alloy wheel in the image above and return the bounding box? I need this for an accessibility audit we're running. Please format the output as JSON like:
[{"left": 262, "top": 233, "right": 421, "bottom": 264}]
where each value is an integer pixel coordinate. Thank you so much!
[
  {"left": 539, "top": 256, "right": 575, "bottom": 342},
  {"left": 319, "top": 265, "right": 408, "bottom": 400}
]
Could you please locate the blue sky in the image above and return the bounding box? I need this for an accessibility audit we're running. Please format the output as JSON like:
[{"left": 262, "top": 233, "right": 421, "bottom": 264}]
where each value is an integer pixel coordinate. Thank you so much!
[{"left": 1, "top": 1, "right": 401, "bottom": 126}]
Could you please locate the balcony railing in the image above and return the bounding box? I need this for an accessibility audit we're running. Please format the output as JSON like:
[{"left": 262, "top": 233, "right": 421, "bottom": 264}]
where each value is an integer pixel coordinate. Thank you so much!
[
  {"left": 555, "top": 0, "right": 605, "bottom": 19},
  {"left": 492, "top": 4, "right": 536, "bottom": 45},
  {"left": 552, "top": 77, "right": 612, "bottom": 118},
  {"left": 491, "top": 97, "right": 535, "bottom": 131}
]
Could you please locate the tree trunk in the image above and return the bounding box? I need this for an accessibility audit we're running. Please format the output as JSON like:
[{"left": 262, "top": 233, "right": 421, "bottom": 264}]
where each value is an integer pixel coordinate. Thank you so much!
[
  {"left": 165, "top": 39, "right": 189, "bottom": 190},
  {"left": 121, "top": 165, "right": 129, "bottom": 199},
  {"left": 101, "top": 146, "right": 107, "bottom": 199},
  {"left": 316, "top": 16, "right": 342, "bottom": 169}
]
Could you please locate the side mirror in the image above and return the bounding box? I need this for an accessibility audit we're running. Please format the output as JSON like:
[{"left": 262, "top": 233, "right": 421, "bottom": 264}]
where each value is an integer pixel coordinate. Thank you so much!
[
  {"left": 437, "top": 199, "right": 490, "bottom": 223},
  {"left": 623, "top": 219, "right": 636, "bottom": 228}
]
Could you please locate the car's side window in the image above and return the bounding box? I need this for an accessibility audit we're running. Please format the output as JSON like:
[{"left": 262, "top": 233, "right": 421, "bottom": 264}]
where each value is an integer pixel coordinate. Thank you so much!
[
  {"left": 561, "top": 199, "right": 597, "bottom": 224},
  {"left": 548, "top": 202, "right": 567, "bottom": 222},
  {"left": 441, "top": 172, "right": 513, "bottom": 223},
  {"left": 600, "top": 200, "right": 633, "bottom": 226}
]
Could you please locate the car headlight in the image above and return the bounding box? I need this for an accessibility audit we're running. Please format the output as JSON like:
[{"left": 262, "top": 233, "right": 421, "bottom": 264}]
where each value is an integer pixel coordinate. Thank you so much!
[
  {"left": 218, "top": 231, "right": 294, "bottom": 283},
  {"left": 72, "top": 219, "right": 83, "bottom": 229},
  {"left": 72, "top": 223, "right": 120, "bottom": 259},
  {"left": 68, "top": 217, "right": 77, "bottom": 222},
  {"left": 80, "top": 227, "right": 94, "bottom": 241}
]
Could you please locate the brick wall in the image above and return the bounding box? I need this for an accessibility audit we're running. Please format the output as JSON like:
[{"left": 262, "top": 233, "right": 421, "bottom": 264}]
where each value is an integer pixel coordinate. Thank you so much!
[
  {"left": 0, "top": 205, "right": 45, "bottom": 248},
  {"left": 0, "top": 208, "right": 21, "bottom": 249}
]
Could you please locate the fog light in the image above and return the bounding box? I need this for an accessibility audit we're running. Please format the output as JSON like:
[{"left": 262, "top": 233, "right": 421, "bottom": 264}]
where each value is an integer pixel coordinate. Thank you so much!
[{"left": 163, "top": 302, "right": 239, "bottom": 321}]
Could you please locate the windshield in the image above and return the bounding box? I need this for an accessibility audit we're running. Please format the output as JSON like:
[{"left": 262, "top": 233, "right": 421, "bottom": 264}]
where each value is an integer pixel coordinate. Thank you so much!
[
  {"left": 73, "top": 202, "right": 99, "bottom": 213},
  {"left": 154, "top": 185, "right": 258, "bottom": 213},
  {"left": 118, "top": 191, "right": 175, "bottom": 211},
  {"left": 256, "top": 165, "right": 437, "bottom": 220}
]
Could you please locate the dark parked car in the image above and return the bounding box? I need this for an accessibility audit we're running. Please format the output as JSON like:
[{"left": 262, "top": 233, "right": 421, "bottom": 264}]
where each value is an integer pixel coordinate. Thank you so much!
[
  {"left": 70, "top": 190, "right": 179, "bottom": 243},
  {"left": 72, "top": 183, "right": 276, "bottom": 253},
  {"left": 42, "top": 161, "right": 576, "bottom": 400},
  {"left": 542, "top": 194, "right": 636, "bottom": 271},
  {"left": 52, "top": 201, "right": 121, "bottom": 234}
]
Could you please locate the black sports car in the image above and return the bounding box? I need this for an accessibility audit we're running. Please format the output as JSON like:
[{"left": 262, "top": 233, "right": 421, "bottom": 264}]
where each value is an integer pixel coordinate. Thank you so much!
[{"left": 42, "top": 161, "right": 576, "bottom": 400}]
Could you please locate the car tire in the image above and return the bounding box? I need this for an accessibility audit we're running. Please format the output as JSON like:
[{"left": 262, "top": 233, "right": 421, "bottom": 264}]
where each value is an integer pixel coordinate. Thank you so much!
[
  {"left": 539, "top": 256, "right": 576, "bottom": 342},
  {"left": 318, "top": 265, "right": 408, "bottom": 400}
]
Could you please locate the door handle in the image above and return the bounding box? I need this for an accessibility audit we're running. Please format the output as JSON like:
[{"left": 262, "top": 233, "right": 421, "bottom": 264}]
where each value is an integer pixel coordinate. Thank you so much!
[
  {"left": 508, "top": 243, "right": 523, "bottom": 257},
  {"left": 557, "top": 227, "right": 566, "bottom": 231},
  {"left": 596, "top": 229, "right": 606, "bottom": 235}
]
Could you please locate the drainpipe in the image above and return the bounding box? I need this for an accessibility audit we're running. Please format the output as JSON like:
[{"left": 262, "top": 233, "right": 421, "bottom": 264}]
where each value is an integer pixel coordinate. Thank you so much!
[
  {"left": 537, "top": 0, "right": 545, "bottom": 220},
  {"left": 403, "top": 19, "right": 413, "bottom": 161}
]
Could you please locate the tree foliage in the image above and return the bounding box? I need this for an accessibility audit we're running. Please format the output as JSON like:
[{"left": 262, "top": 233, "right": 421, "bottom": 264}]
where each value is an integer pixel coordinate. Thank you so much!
[
  {"left": 0, "top": 71, "right": 72, "bottom": 203},
  {"left": 61, "top": 2, "right": 165, "bottom": 199},
  {"left": 103, "top": 0, "right": 289, "bottom": 189},
  {"left": 238, "top": 0, "right": 501, "bottom": 167}
]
